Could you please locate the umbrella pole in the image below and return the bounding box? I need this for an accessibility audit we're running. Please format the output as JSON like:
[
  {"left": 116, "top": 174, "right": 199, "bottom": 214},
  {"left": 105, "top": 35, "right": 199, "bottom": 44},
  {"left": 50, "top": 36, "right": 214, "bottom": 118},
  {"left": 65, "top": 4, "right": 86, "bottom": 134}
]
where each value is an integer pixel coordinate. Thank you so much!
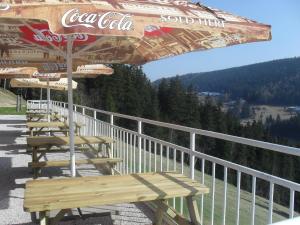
[
  {"left": 39, "top": 88, "right": 42, "bottom": 110},
  {"left": 46, "top": 79, "right": 50, "bottom": 122},
  {"left": 66, "top": 35, "right": 76, "bottom": 177}
]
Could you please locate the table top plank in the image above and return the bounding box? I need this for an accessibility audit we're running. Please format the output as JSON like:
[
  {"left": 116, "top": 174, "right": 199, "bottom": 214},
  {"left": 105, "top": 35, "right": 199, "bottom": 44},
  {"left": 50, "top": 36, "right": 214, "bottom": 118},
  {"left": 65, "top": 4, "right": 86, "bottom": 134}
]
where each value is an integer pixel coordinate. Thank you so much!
[
  {"left": 27, "top": 136, "right": 114, "bottom": 147},
  {"left": 24, "top": 172, "right": 209, "bottom": 212},
  {"left": 26, "top": 121, "right": 66, "bottom": 128}
]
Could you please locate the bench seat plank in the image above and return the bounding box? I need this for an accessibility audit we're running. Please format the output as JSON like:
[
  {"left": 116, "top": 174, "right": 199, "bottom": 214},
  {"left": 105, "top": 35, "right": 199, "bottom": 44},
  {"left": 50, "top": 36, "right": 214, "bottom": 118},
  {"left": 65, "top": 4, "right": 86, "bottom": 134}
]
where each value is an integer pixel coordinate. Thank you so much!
[
  {"left": 27, "top": 122, "right": 67, "bottom": 129},
  {"left": 27, "top": 136, "right": 114, "bottom": 147},
  {"left": 28, "top": 158, "right": 122, "bottom": 168},
  {"left": 24, "top": 172, "right": 209, "bottom": 213},
  {"left": 26, "top": 146, "right": 90, "bottom": 153}
]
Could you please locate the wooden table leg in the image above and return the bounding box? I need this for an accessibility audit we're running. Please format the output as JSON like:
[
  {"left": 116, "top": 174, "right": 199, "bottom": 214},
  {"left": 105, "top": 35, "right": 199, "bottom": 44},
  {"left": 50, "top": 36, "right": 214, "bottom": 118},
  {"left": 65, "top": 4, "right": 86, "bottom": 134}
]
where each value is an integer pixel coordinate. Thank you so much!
[
  {"left": 50, "top": 209, "right": 72, "bottom": 225},
  {"left": 32, "top": 148, "right": 38, "bottom": 178},
  {"left": 186, "top": 196, "right": 201, "bottom": 225},
  {"left": 30, "top": 212, "right": 38, "bottom": 223},
  {"left": 106, "top": 143, "right": 112, "bottom": 158},
  {"left": 39, "top": 211, "right": 49, "bottom": 225},
  {"left": 32, "top": 148, "right": 38, "bottom": 163},
  {"left": 153, "top": 199, "right": 168, "bottom": 225}
]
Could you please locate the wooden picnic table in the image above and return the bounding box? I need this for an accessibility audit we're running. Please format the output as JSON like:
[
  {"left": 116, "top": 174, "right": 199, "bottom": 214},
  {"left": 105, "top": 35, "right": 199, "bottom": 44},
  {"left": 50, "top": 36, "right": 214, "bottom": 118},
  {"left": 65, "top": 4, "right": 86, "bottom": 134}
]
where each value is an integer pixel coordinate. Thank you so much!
[
  {"left": 27, "top": 136, "right": 114, "bottom": 164},
  {"left": 24, "top": 172, "right": 209, "bottom": 225}
]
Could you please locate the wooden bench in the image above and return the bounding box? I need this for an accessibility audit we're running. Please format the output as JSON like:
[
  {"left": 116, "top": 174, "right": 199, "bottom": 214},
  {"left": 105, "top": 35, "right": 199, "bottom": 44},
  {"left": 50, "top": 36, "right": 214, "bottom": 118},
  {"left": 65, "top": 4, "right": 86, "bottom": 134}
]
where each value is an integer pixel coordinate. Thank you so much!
[
  {"left": 29, "top": 158, "right": 122, "bottom": 178},
  {"left": 24, "top": 172, "right": 209, "bottom": 225}
]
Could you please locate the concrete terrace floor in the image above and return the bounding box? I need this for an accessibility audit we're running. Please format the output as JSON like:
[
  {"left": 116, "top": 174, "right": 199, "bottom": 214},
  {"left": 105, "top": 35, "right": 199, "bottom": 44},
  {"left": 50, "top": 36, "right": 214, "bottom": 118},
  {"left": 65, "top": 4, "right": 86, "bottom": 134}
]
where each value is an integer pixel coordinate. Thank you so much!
[{"left": 0, "top": 115, "right": 157, "bottom": 225}]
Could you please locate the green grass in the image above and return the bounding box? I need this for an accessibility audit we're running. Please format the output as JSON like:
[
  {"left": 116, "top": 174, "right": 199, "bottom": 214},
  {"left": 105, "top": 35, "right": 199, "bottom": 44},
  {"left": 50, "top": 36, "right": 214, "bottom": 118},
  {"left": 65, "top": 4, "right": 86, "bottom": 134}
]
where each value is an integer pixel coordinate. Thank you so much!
[
  {"left": 0, "top": 107, "right": 26, "bottom": 115},
  {"left": 112, "top": 141, "right": 299, "bottom": 225}
]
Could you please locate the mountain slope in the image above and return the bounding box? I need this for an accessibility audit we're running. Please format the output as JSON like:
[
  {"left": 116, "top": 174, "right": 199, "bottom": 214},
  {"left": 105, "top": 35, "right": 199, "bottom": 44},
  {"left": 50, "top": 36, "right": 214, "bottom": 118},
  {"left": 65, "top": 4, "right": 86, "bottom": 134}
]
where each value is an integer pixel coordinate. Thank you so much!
[{"left": 154, "top": 57, "right": 300, "bottom": 105}]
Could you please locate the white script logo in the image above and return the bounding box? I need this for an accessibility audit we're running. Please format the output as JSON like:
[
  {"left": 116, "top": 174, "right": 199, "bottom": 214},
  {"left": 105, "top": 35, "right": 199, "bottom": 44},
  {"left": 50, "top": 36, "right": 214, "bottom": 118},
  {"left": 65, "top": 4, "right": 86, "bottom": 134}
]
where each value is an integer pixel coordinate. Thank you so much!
[
  {"left": 0, "top": 3, "right": 10, "bottom": 11},
  {"left": 34, "top": 29, "right": 89, "bottom": 43},
  {"left": 62, "top": 9, "right": 133, "bottom": 31}
]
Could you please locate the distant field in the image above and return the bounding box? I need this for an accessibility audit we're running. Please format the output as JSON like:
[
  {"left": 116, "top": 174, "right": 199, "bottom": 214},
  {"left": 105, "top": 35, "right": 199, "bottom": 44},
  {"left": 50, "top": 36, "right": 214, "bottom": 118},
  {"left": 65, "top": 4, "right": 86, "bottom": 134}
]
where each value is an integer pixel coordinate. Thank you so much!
[
  {"left": 0, "top": 107, "right": 26, "bottom": 115},
  {"left": 241, "top": 105, "right": 296, "bottom": 124}
]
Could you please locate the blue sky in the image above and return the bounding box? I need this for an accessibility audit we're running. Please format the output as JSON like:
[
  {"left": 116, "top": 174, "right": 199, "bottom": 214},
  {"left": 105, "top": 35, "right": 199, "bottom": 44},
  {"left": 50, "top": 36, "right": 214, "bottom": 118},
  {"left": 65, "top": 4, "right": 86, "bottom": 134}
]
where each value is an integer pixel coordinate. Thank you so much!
[{"left": 143, "top": 0, "right": 300, "bottom": 81}]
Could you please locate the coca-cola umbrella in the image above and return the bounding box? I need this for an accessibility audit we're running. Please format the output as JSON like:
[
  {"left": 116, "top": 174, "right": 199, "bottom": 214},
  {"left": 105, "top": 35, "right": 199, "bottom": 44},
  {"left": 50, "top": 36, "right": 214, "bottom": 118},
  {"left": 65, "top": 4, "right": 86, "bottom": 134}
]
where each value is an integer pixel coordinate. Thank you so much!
[
  {"left": 11, "top": 77, "right": 77, "bottom": 120},
  {"left": 0, "top": 0, "right": 271, "bottom": 177},
  {"left": 10, "top": 78, "right": 78, "bottom": 91},
  {"left": 0, "top": 64, "right": 113, "bottom": 79}
]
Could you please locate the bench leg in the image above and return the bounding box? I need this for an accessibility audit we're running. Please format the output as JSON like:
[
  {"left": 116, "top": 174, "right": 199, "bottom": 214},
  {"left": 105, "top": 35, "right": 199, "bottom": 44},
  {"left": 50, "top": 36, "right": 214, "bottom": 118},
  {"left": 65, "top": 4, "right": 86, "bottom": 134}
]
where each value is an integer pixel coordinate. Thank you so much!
[
  {"left": 108, "top": 163, "right": 115, "bottom": 175},
  {"left": 153, "top": 199, "right": 168, "bottom": 225},
  {"left": 32, "top": 148, "right": 38, "bottom": 163},
  {"left": 30, "top": 212, "right": 38, "bottom": 224},
  {"left": 39, "top": 211, "right": 49, "bottom": 225},
  {"left": 50, "top": 209, "right": 72, "bottom": 225},
  {"left": 32, "top": 148, "right": 38, "bottom": 176},
  {"left": 186, "top": 196, "right": 201, "bottom": 225}
]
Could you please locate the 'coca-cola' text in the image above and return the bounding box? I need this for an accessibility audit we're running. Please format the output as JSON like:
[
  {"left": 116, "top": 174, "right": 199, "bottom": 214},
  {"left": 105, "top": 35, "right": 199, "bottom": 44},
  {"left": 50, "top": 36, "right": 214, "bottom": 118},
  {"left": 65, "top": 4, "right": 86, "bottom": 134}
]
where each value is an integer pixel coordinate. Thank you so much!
[{"left": 62, "top": 9, "right": 133, "bottom": 31}]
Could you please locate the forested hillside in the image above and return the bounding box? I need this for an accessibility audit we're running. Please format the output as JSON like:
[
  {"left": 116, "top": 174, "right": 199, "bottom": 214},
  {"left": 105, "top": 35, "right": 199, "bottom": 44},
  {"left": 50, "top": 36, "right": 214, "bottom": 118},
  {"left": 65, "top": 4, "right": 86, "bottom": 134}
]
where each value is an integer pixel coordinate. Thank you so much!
[
  {"left": 21, "top": 65, "right": 300, "bottom": 210},
  {"left": 155, "top": 57, "right": 300, "bottom": 105}
]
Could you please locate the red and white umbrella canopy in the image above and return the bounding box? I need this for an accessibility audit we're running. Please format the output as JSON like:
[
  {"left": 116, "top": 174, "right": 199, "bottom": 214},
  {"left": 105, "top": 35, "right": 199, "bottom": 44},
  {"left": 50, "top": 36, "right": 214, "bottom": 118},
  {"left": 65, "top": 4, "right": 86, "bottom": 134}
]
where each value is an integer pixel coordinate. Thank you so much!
[{"left": 0, "top": 0, "right": 271, "bottom": 67}]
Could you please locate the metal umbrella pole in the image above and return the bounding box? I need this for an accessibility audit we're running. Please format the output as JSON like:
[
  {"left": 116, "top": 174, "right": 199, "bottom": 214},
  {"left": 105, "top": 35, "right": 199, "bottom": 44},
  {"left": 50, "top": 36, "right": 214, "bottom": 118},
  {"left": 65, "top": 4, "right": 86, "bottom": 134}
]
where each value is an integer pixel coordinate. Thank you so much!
[
  {"left": 39, "top": 88, "right": 43, "bottom": 110},
  {"left": 46, "top": 78, "right": 50, "bottom": 122},
  {"left": 66, "top": 35, "right": 76, "bottom": 177}
]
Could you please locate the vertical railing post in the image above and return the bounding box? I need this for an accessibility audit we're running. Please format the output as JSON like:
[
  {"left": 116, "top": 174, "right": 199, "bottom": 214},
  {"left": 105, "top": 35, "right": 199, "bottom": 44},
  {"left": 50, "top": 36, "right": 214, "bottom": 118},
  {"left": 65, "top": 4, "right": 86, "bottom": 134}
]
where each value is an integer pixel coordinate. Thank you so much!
[
  {"left": 190, "top": 132, "right": 195, "bottom": 180},
  {"left": 82, "top": 107, "right": 85, "bottom": 135},
  {"left": 222, "top": 167, "right": 228, "bottom": 225},
  {"left": 93, "top": 110, "right": 97, "bottom": 136},
  {"left": 138, "top": 120, "right": 142, "bottom": 173},
  {"left": 60, "top": 102, "right": 63, "bottom": 116},
  {"left": 64, "top": 102, "right": 67, "bottom": 117},
  {"left": 251, "top": 176, "right": 256, "bottom": 225},
  {"left": 268, "top": 182, "right": 274, "bottom": 224},
  {"left": 289, "top": 189, "right": 295, "bottom": 218},
  {"left": 110, "top": 114, "right": 114, "bottom": 157},
  {"left": 74, "top": 105, "right": 77, "bottom": 122}
]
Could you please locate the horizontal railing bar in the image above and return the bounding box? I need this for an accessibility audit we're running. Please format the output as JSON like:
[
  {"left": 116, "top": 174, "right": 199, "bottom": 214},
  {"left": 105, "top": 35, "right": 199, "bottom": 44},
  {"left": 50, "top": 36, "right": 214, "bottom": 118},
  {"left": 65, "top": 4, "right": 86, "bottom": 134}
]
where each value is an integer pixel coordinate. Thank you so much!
[
  {"left": 51, "top": 101, "right": 300, "bottom": 158},
  {"left": 192, "top": 151, "right": 300, "bottom": 192}
]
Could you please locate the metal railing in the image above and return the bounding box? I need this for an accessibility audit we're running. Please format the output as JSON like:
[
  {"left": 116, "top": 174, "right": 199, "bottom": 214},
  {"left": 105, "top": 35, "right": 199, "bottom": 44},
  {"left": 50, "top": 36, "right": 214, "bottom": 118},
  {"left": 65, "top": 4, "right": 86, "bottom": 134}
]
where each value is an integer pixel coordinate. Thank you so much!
[{"left": 28, "top": 100, "right": 300, "bottom": 225}]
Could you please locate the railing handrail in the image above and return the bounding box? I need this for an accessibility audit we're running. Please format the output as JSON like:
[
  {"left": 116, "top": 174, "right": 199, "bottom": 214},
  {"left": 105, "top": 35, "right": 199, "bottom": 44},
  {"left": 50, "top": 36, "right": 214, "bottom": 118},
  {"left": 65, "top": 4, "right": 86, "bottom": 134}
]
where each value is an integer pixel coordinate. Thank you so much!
[{"left": 44, "top": 100, "right": 300, "bottom": 158}]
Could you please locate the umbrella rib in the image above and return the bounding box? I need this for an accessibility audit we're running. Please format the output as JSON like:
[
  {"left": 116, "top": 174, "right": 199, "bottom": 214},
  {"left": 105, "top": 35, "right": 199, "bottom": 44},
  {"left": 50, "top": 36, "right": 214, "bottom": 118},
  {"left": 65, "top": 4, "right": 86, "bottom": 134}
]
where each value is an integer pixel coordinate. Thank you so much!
[
  {"left": 18, "top": 38, "right": 62, "bottom": 57},
  {"left": 21, "top": 20, "right": 66, "bottom": 58},
  {"left": 72, "top": 37, "right": 107, "bottom": 58},
  {"left": 126, "top": 38, "right": 150, "bottom": 63}
]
